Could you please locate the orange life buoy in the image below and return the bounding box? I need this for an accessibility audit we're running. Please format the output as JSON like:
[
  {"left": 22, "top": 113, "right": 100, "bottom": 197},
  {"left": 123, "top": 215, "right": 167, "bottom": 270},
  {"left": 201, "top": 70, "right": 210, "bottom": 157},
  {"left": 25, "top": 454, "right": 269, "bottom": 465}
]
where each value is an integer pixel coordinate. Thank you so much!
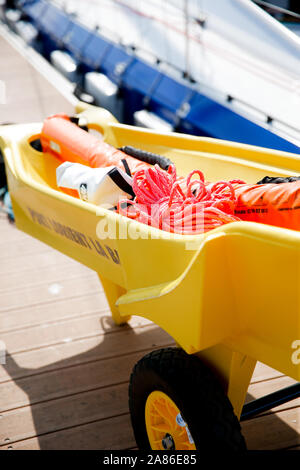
[
  {"left": 232, "top": 181, "right": 300, "bottom": 231},
  {"left": 40, "top": 114, "right": 149, "bottom": 175}
]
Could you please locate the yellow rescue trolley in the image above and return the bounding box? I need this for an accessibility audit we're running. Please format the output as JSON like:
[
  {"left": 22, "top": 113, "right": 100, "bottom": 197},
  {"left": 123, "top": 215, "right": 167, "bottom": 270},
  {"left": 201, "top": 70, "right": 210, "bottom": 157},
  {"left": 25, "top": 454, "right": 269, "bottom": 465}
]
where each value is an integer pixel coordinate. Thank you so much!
[{"left": 1, "top": 103, "right": 299, "bottom": 451}]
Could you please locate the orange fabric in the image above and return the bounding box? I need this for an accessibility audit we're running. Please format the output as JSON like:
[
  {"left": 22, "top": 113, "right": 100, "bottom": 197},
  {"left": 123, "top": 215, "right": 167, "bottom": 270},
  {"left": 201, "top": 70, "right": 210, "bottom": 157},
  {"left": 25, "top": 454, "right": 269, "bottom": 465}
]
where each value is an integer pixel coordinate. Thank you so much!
[
  {"left": 232, "top": 181, "right": 300, "bottom": 230},
  {"left": 40, "top": 114, "right": 149, "bottom": 175},
  {"left": 59, "top": 187, "right": 79, "bottom": 198}
]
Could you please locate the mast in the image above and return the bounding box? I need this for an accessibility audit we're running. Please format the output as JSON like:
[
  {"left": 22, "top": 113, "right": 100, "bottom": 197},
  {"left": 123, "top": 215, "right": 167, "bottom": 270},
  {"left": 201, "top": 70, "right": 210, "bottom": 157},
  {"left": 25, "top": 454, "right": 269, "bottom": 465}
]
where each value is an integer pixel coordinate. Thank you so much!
[{"left": 184, "top": 0, "right": 190, "bottom": 78}]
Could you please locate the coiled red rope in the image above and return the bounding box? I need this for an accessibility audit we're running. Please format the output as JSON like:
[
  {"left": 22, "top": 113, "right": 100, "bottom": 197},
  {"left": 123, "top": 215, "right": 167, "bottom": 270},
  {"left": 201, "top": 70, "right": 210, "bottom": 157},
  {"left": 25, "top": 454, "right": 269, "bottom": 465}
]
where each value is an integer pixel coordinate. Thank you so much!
[{"left": 117, "top": 164, "right": 242, "bottom": 235}]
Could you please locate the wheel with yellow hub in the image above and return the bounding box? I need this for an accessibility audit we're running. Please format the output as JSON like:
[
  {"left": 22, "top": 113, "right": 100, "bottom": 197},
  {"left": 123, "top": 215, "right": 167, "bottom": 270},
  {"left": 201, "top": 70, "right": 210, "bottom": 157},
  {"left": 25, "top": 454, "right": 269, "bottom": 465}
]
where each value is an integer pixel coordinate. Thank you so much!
[
  {"left": 145, "top": 390, "right": 196, "bottom": 450},
  {"left": 129, "top": 348, "right": 246, "bottom": 451}
]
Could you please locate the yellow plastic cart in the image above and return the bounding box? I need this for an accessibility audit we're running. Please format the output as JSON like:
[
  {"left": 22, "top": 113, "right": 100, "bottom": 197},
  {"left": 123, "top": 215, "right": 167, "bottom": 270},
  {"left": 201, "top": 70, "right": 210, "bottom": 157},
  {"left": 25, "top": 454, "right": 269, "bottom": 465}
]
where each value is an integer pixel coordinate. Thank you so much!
[{"left": 1, "top": 103, "right": 299, "bottom": 451}]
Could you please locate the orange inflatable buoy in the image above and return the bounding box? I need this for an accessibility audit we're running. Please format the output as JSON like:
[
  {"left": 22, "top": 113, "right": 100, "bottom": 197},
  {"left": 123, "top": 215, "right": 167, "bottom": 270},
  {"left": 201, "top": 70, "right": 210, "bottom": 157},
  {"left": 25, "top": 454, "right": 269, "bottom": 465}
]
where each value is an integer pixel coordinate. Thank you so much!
[
  {"left": 40, "top": 114, "right": 149, "bottom": 175},
  {"left": 232, "top": 181, "right": 300, "bottom": 231}
]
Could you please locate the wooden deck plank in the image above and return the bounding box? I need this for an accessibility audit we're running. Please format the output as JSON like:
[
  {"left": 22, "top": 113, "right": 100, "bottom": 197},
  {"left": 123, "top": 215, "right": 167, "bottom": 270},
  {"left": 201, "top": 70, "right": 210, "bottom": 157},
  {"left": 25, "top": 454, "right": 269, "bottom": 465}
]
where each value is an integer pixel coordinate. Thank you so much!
[
  {"left": 0, "top": 291, "right": 107, "bottom": 332},
  {"left": 250, "top": 361, "right": 284, "bottom": 383},
  {"left": 0, "top": 34, "right": 74, "bottom": 124},
  {"left": 0, "top": 325, "right": 174, "bottom": 383},
  {"left": 0, "top": 272, "right": 103, "bottom": 316},
  {"left": 0, "top": 351, "right": 158, "bottom": 412},
  {"left": 246, "top": 376, "right": 299, "bottom": 405},
  {"left": 0, "top": 354, "right": 300, "bottom": 414},
  {"left": 0, "top": 414, "right": 135, "bottom": 450},
  {"left": 1, "top": 310, "right": 152, "bottom": 355},
  {"left": 0, "top": 382, "right": 130, "bottom": 444},
  {"left": 0, "top": 238, "right": 55, "bottom": 261},
  {"left": 1, "top": 249, "right": 82, "bottom": 278},
  {"left": 0, "top": 224, "right": 40, "bottom": 243},
  {"left": 242, "top": 407, "right": 300, "bottom": 450},
  {"left": 0, "top": 262, "right": 93, "bottom": 295}
]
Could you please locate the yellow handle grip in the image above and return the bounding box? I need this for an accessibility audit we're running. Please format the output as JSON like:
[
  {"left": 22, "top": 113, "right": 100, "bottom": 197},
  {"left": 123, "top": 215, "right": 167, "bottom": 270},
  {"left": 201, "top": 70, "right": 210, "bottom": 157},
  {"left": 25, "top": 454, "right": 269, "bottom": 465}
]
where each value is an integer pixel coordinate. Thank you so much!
[{"left": 75, "top": 101, "right": 119, "bottom": 141}]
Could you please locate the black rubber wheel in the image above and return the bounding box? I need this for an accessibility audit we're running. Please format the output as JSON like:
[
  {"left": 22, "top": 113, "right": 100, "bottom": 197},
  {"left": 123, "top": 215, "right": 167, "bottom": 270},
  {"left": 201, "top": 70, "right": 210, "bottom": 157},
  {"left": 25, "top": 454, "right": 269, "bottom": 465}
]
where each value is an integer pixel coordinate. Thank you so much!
[{"left": 129, "top": 347, "right": 246, "bottom": 451}]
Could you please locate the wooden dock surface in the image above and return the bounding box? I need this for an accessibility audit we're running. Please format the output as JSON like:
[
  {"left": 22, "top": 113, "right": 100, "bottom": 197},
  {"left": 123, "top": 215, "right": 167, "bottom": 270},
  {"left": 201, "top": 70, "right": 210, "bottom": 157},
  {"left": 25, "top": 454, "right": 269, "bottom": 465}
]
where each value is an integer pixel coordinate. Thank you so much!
[{"left": 0, "top": 30, "right": 299, "bottom": 451}]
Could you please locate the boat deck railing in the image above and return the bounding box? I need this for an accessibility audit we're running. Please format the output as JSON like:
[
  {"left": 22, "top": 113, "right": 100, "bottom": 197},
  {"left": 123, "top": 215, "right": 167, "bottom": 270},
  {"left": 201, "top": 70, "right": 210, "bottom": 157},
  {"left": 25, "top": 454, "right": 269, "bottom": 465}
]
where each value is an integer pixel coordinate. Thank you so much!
[{"left": 253, "top": 0, "right": 300, "bottom": 21}]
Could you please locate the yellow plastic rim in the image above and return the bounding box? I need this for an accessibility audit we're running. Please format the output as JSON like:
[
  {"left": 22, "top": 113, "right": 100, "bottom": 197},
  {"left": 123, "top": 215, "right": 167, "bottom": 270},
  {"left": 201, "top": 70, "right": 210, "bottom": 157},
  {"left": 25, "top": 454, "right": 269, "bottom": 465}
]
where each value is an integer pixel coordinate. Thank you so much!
[{"left": 145, "top": 390, "right": 196, "bottom": 450}]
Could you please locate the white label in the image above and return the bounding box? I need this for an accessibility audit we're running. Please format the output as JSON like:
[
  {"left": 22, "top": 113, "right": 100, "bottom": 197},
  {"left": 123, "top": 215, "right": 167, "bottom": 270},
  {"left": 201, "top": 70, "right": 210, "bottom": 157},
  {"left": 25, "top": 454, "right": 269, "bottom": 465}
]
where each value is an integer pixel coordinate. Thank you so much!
[
  {"left": 176, "top": 413, "right": 186, "bottom": 427},
  {"left": 185, "top": 426, "right": 195, "bottom": 444},
  {"left": 176, "top": 413, "right": 194, "bottom": 444},
  {"left": 50, "top": 140, "right": 61, "bottom": 154}
]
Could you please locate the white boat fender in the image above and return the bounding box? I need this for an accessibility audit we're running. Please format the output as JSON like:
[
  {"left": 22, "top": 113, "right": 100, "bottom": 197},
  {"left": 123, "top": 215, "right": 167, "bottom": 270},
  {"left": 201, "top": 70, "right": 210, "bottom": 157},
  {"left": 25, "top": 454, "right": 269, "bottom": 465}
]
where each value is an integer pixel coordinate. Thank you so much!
[{"left": 56, "top": 161, "right": 134, "bottom": 208}]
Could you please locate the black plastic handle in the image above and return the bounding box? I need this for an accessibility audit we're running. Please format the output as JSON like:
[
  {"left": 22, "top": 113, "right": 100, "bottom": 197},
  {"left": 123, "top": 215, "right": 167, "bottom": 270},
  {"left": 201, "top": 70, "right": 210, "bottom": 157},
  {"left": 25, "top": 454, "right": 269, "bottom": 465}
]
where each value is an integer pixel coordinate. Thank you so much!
[{"left": 119, "top": 145, "right": 173, "bottom": 171}]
